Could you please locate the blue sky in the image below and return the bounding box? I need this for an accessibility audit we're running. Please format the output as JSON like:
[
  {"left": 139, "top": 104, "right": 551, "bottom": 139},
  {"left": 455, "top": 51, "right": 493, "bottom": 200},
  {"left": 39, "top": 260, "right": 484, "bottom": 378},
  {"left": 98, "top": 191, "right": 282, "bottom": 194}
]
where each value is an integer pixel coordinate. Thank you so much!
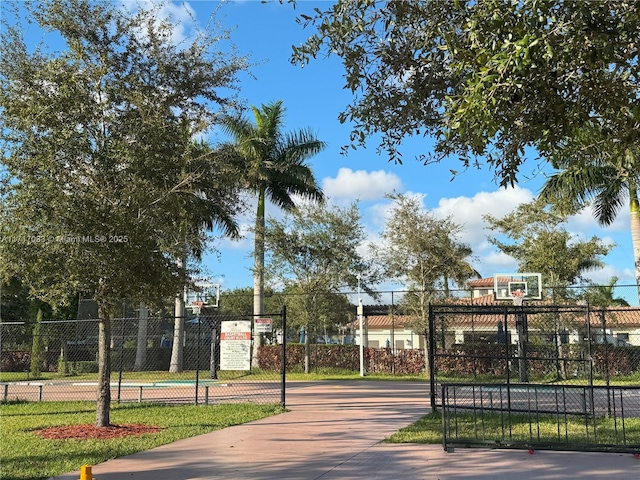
[{"left": 6, "top": 0, "right": 638, "bottom": 302}]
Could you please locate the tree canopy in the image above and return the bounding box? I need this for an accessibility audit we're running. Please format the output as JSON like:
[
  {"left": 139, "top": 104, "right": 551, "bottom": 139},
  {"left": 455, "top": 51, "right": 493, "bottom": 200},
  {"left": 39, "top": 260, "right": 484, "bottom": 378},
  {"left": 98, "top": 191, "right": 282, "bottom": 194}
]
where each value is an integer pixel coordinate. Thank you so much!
[
  {"left": 0, "top": 0, "right": 249, "bottom": 426},
  {"left": 484, "top": 201, "right": 613, "bottom": 299},
  {"left": 218, "top": 286, "right": 282, "bottom": 317},
  {"left": 0, "top": 0, "right": 248, "bottom": 308},
  {"left": 264, "top": 201, "right": 373, "bottom": 295},
  {"left": 372, "top": 192, "right": 477, "bottom": 342},
  {"left": 583, "top": 276, "right": 630, "bottom": 307},
  {"left": 264, "top": 200, "right": 374, "bottom": 371},
  {"left": 373, "top": 193, "right": 478, "bottom": 295},
  {"left": 291, "top": 0, "right": 640, "bottom": 186}
]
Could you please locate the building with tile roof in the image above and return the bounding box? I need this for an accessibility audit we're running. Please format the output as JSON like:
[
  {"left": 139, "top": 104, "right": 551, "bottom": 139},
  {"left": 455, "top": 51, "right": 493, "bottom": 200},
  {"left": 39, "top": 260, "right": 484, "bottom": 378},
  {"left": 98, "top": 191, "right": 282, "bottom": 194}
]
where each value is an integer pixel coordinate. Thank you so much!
[{"left": 348, "top": 279, "right": 640, "bottom": 348}]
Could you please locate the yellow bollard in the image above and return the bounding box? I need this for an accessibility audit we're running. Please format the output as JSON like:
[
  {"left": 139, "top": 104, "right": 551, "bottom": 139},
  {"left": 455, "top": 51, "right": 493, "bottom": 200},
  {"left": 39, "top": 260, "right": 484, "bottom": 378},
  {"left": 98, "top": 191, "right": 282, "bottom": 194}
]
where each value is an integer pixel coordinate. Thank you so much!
[{"left": 79, "top": 465, "right": 94, "bottom": 480}]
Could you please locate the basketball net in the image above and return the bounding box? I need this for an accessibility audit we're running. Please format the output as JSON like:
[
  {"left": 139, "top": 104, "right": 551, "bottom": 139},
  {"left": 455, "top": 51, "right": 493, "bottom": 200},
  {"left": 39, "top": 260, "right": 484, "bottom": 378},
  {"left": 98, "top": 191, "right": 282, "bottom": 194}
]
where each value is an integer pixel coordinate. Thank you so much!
[
  {"left": 191, "top": 301, "right": 204, "bottom": 315},
  {"left": 511, "top": 290, "right": 525, "bottom": 306}
]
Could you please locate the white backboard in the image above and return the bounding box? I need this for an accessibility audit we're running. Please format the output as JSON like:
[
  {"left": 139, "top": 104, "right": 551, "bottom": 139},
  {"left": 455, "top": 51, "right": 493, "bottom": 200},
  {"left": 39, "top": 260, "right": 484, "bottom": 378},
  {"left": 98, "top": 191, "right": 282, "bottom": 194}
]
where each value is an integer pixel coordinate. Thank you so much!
[
  {"left": 493, "top": 273, "right": 542, "bottom": 300},
  {"left": 186, "top": 281, "right": 220, "bottom": 310}
]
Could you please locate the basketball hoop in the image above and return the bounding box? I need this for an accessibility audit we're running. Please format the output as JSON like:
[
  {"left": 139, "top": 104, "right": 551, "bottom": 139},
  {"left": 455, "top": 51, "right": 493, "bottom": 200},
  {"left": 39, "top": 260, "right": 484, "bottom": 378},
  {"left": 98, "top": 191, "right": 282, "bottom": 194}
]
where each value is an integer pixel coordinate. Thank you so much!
[
  {"left": 511, "top": 290, "right": 525, "bottom": 306},
  {"left": 191, "top": 301, "right": 204, "bottom": 315}
]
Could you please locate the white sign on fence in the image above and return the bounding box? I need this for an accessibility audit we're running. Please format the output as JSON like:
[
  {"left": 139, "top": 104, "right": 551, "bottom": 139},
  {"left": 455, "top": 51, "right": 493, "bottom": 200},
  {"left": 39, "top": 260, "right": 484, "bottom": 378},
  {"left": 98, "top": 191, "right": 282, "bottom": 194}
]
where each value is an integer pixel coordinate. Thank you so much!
[
  {"left": 220, "top": 320, "right": 251, "bottom": 371},
  {"left": 254, "top": 317, "right": 272, "bottom": 333}
]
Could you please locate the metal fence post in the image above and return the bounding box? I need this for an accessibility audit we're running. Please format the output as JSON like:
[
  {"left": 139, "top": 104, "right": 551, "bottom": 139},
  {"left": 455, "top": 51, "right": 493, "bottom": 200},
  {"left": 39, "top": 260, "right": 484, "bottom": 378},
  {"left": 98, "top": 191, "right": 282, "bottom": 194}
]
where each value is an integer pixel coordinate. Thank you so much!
[
  {"left": 586, "top": 303, "right": 596, "bottom": 417},
  {"left": 601, "top": 310, "right": 611, "bottom": 416},
  {"left": 428, "top": 303, "right": 436, "bottom": 411},
  {"left": 441, "top": 383, "right": 448, "bottom": 451},
  {"left": 281, "top": 305, "right": 287, "bottom": 408},
  {"left": 117, "top": 318, "right": 125, "bottom": 403},
  {"left": 504, "top": 307, "right": 511, "bottom": 413}
]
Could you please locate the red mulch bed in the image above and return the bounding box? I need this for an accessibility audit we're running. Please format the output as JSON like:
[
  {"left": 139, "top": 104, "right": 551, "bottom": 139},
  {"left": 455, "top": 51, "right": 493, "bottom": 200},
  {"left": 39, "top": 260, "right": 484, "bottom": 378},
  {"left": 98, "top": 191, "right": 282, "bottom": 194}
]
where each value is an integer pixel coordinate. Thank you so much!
[{"left": 34, "top": 424, "right": 162, "bottom": 440}]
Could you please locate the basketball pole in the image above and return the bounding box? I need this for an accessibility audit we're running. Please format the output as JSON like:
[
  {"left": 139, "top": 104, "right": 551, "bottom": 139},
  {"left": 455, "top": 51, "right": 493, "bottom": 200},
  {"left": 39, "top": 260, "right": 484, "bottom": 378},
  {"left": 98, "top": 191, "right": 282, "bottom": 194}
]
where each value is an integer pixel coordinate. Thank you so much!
[
  {"left": 513, "top": 290, "right": 528, "bottom": 383},
  {"left": 357, "top": 275, "right": 364, "bottom": 377}
]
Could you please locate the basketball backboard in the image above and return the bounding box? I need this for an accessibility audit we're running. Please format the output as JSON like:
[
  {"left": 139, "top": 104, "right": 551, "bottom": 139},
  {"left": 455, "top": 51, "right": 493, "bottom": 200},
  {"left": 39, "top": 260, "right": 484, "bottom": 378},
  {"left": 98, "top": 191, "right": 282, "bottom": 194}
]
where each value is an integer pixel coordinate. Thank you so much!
[
  {"left": 493, "top": 273, "right": 542, "bottom": 300},
  {"left": 186, "top": 280, "right": 220, "bottom": 312}
]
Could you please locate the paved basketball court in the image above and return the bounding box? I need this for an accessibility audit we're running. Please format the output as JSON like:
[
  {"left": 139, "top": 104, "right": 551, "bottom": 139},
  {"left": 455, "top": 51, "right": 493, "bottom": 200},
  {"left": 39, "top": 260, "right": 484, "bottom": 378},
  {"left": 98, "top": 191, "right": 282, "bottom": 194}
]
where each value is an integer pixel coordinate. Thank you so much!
[{"left": 47, "top": 381, "right": 640, "bottom": 480}]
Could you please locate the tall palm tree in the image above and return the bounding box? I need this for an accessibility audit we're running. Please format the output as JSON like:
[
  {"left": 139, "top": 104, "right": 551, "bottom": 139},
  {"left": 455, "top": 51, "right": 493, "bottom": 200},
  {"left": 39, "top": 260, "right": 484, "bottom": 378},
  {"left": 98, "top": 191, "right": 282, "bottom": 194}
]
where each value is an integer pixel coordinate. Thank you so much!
[
  {"left": 539, "top": 134, "right": 640, "bottom": 301},
  {"left": 168, "top": 140, "right": 242, "bottom": 373},
  {"left": 222, "top": 100, "right": 326, "bottom": 356},
  {"left": 441, "top": 241, "right": 481, "bottom": 297}
]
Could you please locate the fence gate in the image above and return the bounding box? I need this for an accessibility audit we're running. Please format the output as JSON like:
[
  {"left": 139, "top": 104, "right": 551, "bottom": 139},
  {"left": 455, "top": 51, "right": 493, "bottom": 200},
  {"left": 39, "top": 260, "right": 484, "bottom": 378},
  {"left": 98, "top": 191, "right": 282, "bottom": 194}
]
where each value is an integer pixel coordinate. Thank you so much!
[
  {"left": 429, "top": 303, "right": 640, "bottom": 453},
  {"left": 441, "top": 383, "right": 640, "bottom": 453}
]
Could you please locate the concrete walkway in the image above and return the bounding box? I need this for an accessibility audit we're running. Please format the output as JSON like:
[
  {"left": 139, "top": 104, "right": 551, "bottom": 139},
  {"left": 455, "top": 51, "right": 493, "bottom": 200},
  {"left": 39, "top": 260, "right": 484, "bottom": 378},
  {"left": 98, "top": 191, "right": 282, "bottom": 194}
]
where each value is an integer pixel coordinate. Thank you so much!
[{"left": 48, "top": 381, "right": 639, "bottom": 480}]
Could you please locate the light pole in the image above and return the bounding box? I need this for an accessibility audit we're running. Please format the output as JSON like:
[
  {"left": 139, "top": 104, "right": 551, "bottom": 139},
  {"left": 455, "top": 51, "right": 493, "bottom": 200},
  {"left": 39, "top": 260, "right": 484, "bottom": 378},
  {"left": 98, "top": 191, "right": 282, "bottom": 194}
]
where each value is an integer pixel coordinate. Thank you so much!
[{"left": 357, "top": 274, "right": 364, "bottom": 377}]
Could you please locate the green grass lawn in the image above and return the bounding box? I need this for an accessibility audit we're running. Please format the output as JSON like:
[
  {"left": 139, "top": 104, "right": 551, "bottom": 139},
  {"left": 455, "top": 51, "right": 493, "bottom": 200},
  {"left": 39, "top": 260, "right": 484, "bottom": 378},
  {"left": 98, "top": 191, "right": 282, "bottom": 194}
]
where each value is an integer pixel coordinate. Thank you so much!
[
  {"left": 0, "top": 401, "right": 284, "bottom": 480},
  {"left": 3, "top": 367, "right": 639, "bottom": 385}
]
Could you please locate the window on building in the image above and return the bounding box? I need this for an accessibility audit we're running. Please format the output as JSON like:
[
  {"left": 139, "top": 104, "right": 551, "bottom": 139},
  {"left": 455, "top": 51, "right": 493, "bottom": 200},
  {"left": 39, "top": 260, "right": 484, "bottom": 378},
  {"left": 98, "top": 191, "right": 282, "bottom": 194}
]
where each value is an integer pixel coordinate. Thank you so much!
[{"left": 617, "top": 333, "right": 630, "bottom": 346}]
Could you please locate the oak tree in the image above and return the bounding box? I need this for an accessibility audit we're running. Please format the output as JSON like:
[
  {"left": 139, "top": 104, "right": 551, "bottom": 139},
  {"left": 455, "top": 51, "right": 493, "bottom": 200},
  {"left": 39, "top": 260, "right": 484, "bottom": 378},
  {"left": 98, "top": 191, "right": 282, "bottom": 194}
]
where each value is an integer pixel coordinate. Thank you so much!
[
  {"left": 291, "top": 0, "right": 640, "bottom": 187},
  {"left": 264, "top": 201, "right": 375, "bottom": 372},
  {"left": 0, "top": 0, "right": 248, "bottom": 426}
]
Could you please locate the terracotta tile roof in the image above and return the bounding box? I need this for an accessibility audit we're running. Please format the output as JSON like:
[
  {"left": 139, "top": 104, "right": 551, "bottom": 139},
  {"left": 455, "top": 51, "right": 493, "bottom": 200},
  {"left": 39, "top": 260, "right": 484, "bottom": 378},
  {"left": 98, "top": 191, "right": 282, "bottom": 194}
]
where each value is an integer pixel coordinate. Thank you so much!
[
  {"left": 351, "top": 315, "right": 417, "bottom": 329},
  {"left": 467, "top": 276, "right": 524, "bottom": 288},
  {"left": 350, "top": 304, "right": 640, "bottom": 330},
  {"left": 470, "top": 293, "right": 497, "bottom": 305},
  {"left": 467, "top": 278, "right": 495, "bottom": 288},
  {"left": 588, "top": 309, "right": 640, "bottom": 328}
]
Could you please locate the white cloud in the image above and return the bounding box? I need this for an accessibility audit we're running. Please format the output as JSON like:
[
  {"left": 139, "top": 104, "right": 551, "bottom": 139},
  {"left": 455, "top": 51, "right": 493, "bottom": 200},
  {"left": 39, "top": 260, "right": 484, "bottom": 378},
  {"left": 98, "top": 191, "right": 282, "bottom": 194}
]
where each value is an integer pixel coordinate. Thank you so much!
[
  {"left": 322, "top": 168, "right": 402, "bottom": 201},
  {"left": 433, "top": 185, "right": 534, "bottom": 249},
  {"left": 427, "top": 186, "right": 632, "bottom": 282},
  {"left": 366, "top": 202, "right": 392, "bottom": 230},
  {"left": 120, "top": 0, "right": 199, "bottom": 47},
  {"left": 481, "top": 251, "right": 519, "bottom": 271},
  {"left": 567, "top": 204, "right": 629, "bottom": 234},
  {"left": 583, "top": 264, "right": 623, "bottom": 285}
]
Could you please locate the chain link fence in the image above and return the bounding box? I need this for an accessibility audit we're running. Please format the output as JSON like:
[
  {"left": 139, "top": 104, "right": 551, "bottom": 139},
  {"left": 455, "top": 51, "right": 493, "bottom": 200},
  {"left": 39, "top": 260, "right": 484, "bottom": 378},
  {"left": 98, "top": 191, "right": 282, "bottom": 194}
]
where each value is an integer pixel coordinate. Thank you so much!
[
  {"left": 3, "top": 284, "right": 640, "bottom": 399},
  {"left": 441, "top": 383, "right": 640, "bottom": 453},
  {"left": 430, "top": 303, "right": 640, "bottom": 389},
  {"left": 1, "top": 313, "right": 285, "bottom": 405}
]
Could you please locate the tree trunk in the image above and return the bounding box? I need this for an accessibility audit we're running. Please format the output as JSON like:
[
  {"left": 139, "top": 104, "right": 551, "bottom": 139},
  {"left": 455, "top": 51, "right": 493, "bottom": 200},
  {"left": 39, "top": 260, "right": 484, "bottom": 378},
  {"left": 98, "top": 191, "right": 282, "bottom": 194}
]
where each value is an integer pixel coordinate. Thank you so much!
[
  {"left": 170, "top": 291, "right": 185, "bottom": 373},
  {"left": 30, "top": 308, "right": 43, "bottom": 378},
  {"left": 516, "top": 312, "right": 528, "bottom": 383},
  {"left": 252, "top": 186, "right": 266, "bottom": 368},
  {"left": 629, "top": 189, "right": 640, "bottom": 303},
  {"left": 96, "top": 303, "right": 111, "bottom": 427},
  {"left": 304, "top": 329, "right": 311, "bottom": 374},
  {"left": 133, "top": 302, "right": 148, "bottom": 371},
  {"left": 58, "top": 344, "right": 68, "bottom": 375},
  {"left": 423, "top": 337, "right": 430, "bottom": 374},
  {"left": 420, "top": 290, "right": 430, "bottom": 374},
  {"left": 170, "top": 258, "right": 186, "bottom": 373}
]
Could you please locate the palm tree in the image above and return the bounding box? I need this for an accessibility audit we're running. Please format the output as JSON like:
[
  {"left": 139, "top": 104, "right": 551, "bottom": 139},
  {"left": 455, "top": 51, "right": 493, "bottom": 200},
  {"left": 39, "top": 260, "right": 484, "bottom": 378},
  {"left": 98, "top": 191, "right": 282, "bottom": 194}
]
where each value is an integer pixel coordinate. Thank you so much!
[
  {"left": 222, "top": 100, "right": 326, "bottom": 360},
  {"left": 583, "top": 276, "right": 630, "bottom": 307},
  {"left": 441, "top": 241, "right": 481, "bottom": 298},
  {"left": 168, "top": 141, "right": 243, "bottom": 373},
  {"left": 539, "top": 134, "right": 640, "bottom": 301}
]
